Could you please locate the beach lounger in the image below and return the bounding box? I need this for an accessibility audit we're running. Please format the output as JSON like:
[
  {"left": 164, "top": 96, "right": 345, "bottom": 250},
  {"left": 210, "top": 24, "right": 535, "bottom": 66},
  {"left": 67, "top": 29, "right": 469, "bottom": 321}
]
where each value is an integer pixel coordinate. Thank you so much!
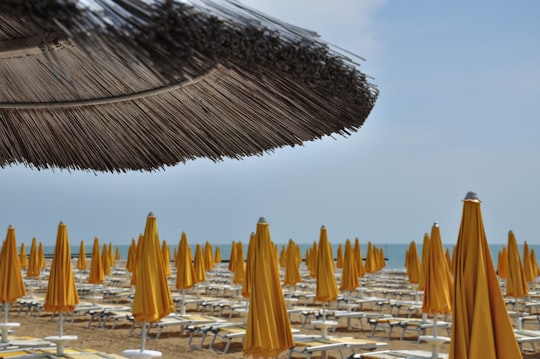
[
  {"left": 102, "top": 288, "right": 132, "bottom": 304},
  {"left": 68, "top": 303, "right": 102, "bottom": 323},
  {"left": 185, "top": 323, "right": 216, "bottom": 349},
  {"left": 398, "top": 318, "right": 451, "bottom": 342},
  {"left": 16, "top": 298, "right": 44, "bottom": 317},
  {"left": 388, "top": 300, "right": 422, "bottom": 317},
  {"left": 0, "top": 347, "right": 128, "bottom": 358},
  {"left": 86, "top": 306, "right": 132, "bottom": 329},
  {"left": 349, "top": 349, "right": 449, "bottom": 359},
  {"left": 208, "top": 323, "right": 248, "bottom": 353},
  {"left": 514, "top": 329, "right": 540, "bottom": 352},
  {"left": 6, "top": 335, "right": 55, "bottom": 349},
  {"left": 208, "top": 323, "right": 300, "bottom": 353},
  {"left": 287, "top": 335, "right": 387, "bottom": 359},
  {"left": 333, "top": 310, "right": 372, "bottom": 330},
  {"left": 141, "top": 314, "right": 224, "bottom": 339},
  {"left": 367, "top": 317, "right": 402, "bottom": 340}
]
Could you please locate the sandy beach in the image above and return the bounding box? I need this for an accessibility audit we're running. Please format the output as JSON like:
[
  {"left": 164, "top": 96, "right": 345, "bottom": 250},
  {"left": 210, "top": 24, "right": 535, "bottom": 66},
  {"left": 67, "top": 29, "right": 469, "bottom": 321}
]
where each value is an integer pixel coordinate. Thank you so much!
[
  {"left": 10, "top": 266, "right": 540, "bottom": 359},
  {"left": 12, "top": 300, "right": 437, "bottom": 358}
]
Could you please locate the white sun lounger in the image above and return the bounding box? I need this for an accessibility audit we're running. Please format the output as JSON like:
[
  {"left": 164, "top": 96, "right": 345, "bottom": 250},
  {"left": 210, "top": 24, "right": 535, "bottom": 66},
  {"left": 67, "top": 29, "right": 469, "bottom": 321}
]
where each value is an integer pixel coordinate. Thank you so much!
[
  {"left": 514, "top": 329, "right": 540, "bottom": 352},
  {"left": 349, "top": 349, "right": 449, "bottom": 359},
  {"left": 141, "top": 314, "right": 224, "bottom": 339},
  {"left": 287, "top": 335, "right": 387, "bottom": 359}
]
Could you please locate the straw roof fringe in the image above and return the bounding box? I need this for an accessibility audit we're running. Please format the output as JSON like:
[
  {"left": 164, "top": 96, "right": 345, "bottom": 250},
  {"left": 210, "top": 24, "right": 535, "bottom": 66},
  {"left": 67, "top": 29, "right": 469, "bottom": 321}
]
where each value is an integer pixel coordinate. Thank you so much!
[{"left": 0, "top": 0, "right": 379, "bottom": 172}]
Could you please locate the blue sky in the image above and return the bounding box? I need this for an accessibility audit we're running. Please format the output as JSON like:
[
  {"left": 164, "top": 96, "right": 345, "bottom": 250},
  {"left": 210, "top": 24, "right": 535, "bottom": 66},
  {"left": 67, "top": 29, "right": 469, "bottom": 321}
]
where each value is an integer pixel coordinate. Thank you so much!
[{"left": 1, "top": 0, "right": 539, "bottom": 247}]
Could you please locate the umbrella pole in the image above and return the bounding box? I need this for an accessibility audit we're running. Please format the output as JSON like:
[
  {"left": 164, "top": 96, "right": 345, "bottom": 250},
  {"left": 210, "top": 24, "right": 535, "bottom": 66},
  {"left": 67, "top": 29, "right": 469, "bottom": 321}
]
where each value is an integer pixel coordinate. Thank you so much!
[
  {"left": 182, "top": 290, "right": 186, "bottom": 315},
  {"left": 1, "top": 303, "right": 7, "bottom": 343},
  {"left": 93, "top": 284, "right": 97, "bottom": 304},
  {"left": 59, "top": 313, "right": 64, "bottom": 337},
  {"left": 141, "top": 321, "right": 147, "bottom": 351},
  {"left": 432, "top": 314, "right": 439, "bottom": 359}
]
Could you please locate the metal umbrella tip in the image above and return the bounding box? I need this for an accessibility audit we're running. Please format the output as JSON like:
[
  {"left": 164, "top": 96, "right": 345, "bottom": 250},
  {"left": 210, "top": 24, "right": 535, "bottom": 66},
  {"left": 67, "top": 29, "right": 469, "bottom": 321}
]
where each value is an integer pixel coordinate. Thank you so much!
[
  {"left": 464, "top": 191, "right": 480, "bottom": 201},
  {"left": 59, "top": 221, "right": 64, "bottom": 225},
  {"left": 321, "top": 225, "right": 326, "bottom": 229},
  {"left": 148, "top": 211, "right": 155, "bottom": 217},
  {"left": 433, "top": 221, "right": 439, "bottom": 227},
  {"left": 258, "top": 216, "right": 267, "bottom": 223}
]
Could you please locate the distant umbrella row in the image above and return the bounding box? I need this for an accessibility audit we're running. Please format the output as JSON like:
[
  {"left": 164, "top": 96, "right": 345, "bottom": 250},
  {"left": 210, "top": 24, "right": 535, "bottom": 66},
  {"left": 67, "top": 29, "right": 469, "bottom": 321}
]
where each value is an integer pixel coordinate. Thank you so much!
[
  {"left": 404, "top": 225, "right": 540, "bottom": 298},
  {"left": 1, "top": 192, "right": 531, "bottom": 358}
]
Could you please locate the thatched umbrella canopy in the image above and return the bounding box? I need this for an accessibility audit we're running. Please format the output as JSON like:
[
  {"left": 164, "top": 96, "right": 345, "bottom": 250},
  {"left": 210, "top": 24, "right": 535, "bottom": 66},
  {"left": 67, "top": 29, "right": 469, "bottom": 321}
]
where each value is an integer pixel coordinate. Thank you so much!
[{"left": 0, "top": 0, "right": 378, "bottom": 173}]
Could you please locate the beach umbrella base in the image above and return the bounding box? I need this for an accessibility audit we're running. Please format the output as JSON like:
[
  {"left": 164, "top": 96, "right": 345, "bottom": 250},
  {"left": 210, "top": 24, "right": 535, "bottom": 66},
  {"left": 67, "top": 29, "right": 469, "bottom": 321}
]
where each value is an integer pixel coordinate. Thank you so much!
[
  {"left": 419, "top": 336, "right": 450, "bottom": 359},
  {"left": 123, "top": 349, "right": 162, "bottom": 358},
  {"left": 44, "top": 335, "right": 77, "bottom": 356},
  {"left": 0, "top": 322, "right": 20, "bottom": 343}
]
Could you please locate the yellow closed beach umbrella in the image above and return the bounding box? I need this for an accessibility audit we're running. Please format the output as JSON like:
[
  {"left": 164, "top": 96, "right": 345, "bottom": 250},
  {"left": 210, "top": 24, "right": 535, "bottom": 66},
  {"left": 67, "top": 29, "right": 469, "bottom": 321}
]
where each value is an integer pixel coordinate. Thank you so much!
[
  {"left": 161, "top": 240, "right": 171, "bottom": 277},
  {"left": 406, "top": 241, "right": 422, "bottom": 302},
  {"left": 449, "top": 192, "right": 522, "bottom": 359},
  {"left": 316, "top": 225, "right": 338, "bottom": 321},
  {"left": 279, "top": 245, "right": 287, "bottom": 268},
  {"left": 421, "top": 222, "right": 453, "bottom": 358},
  {"left": 243, "top": 233, "right": 256, "bottom": 298},
  {"left": 19, "top": 242, "right": 28, "bottom": 269},
  {"left": 88, "top": 237, "right": 104, "bottom": 303},
  {"left": 284, "top": 239, "right": 301, "bottom": 287},
  {"left": 176, "top": 231, "right": 195, "bottom": 315},
  {"left": 38, "top": 241, "right": 45, "bottom": 269},
  {"left": 204, "top": 241, "right": 214, "bottom": 270},
  {"left": 497, "top": 246, "right": 508, "bottom": 279},
  {"left": 77, "top": 240, "right": 87, "bottom": 270},
  {"left": 130, "top": 234, "right": 144, "bottom": 286},
  {"left": 353, "top": 238, "right": 365, "bottom": 278},
  {"left": 27, "top": 237, "right": 41, "bottom": 279},
  {"left": 336, "top": 243, "right": 343, "bottom": 269},
  {"left": 422, "top": 222, "right": 453, "bottom": 315},
  {"left": 364, "top": 241, "right": 377, "bottom": 274},
  {"left": 126, "top": 238, "right": 137, "bottom": 274},
  {"left": 418, "top": 233, "right": 430, "bottom": 291},
  {"left": 175, "top": 232, "right": 195, "bottom": 290},
  {"left": 531, "top": 249, "right": 540, "bottom": 277},
  {"left": 88, "top": 237, "right": 104, "bottom": 285},
  {"left": 232, "top": 241, "right": 245, "bottom": 286},
  {"left": 108, "top": 242, "right": 115, "bottom": 267},
  {"left": 228, "top": 240, "right": 237, "bottom": 272},
  {"left": 523, "top": 241, "right": 536, "bottom": 283},
  {"left": 506, "top": 230, "right": 528, "bottom": 298},
  {"left": 340, "top": 238, "right": 359, "bottom": 293},
  {"left": 406, "top": 241, "right": 421, "bottom": 285},
  {"left": 128, "top": 213, "right": 175, "bottom": 357},
  {"left": 309, "top": 241, "right": 318, "bottom": 278},
  {"left": 215, "top": 246, "right": 222, "bottom": 264},
  {"left": 243, "top": 217, "right": 293, "bottom": 359},
  {"left": 0, "top": 225, "right": 26, "bottom": 342},
  {"left": 193, "top": 243, "right": 206, "bottom": 284},
  {"left": 102, "top": 243, "right": 111, "bottom": 276},
  {"left": 44, "top": 222, "right": 80, "bottom": 312},
  {"left": 115, "top": 246, "right": 121, "bottom": 261},
  {"left": 378, "top": 246, "right": 386, "bottom": 270},
  {"left": 44, "top": 222, "right": 80, "bottom": 355}
]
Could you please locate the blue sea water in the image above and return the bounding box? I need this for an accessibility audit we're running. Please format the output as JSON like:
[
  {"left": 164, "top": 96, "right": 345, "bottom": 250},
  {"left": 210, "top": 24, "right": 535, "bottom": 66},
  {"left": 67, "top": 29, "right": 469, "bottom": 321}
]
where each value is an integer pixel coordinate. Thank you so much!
[{"left": 42, "top": 242, "right": 540, "bottom": 270}]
